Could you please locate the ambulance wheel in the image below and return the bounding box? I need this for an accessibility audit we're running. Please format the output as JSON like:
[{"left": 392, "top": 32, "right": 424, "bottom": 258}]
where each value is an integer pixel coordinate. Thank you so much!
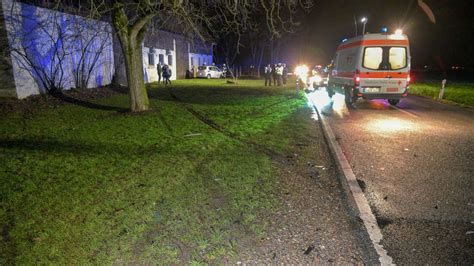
[
  {"left": 207, "top": 74, "right": 211, "bottom": 79},
  {"left": 388, "top": 99, "right": 400, "bottom": 106},
  {"left": 344, "top": 87, "right": 357, "bottom": 106},
  {"left": 327, "top": 84, "right": 335, "bottom": 97}
]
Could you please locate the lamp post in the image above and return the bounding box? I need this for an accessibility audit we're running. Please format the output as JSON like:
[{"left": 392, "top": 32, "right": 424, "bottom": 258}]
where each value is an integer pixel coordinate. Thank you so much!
[{"left": 361, "top": 17, "right": 367, "bottom": 35}]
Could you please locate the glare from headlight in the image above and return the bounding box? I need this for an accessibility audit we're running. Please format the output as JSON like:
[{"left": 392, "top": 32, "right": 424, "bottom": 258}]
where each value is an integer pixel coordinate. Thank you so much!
[
  {"left": 314, "top": 75, "right": 322, "bottom": 83},
  {"left": 295, "top": 65, "right": 309, "bottom": 80}
]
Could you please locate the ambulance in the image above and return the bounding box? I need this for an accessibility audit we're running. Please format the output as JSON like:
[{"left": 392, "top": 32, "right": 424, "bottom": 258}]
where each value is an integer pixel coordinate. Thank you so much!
[{"left": 327, "top": 30, "right": 411, "bottom": 106}]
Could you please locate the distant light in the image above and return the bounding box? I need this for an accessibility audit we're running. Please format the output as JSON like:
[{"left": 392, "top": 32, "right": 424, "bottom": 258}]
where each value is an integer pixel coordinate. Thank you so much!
[
  {"left": 295, "top": 65, "right": 309, "bottom": 80},
  {"left": 381, "top": 27, "right": 388, "bottom": 33},
  {"left": 342, "top": 38, "right": 348, "bottom": 42},
  {"left": 361, "top": 17, "right": 367, "bottom": 23},
  {"left": 395, "top": 29, "right": 403, "bottom": 35}
]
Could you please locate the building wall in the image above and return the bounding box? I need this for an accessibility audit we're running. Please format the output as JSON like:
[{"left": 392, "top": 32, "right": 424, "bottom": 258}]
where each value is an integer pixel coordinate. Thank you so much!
[
  {"left": 114, "top": 29, "right": 214, "bottom": 85},
  {"left": 188, "top": 53, "right": 213, "bottom": 69},
  {"left": 0, "top": 0, "right": 16, "bottom": 97},
  {"left": 142, "top": 44, "right": 177, "bottom": 82},
  {"left": 1, "top": 0, "right": 214, "bottom": 98},
  {"left": 144, "top": 30, "right": 189, "bottom": 79},
  {"left": 1, "top": 0, "right": 114, "bottom": 98}
]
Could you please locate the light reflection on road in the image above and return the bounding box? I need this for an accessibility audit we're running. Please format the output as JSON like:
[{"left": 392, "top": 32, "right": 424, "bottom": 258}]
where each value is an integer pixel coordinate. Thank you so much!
[
  {"left": 305, "top": 88, "right": 348, "bottom": 119},
  {"left": 364, "top": 118, "right": 419, "bottom": 134},
  {"left": 306, "top": 88, "right": 423, "bottom": 134}
]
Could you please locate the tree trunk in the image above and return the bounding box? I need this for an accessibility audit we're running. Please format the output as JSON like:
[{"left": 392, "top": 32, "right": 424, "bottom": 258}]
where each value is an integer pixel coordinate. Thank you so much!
[
  {"left": 112, "top": 3, "right": 151, "bottom": 112},
  {"left": 123, "top": 40, "right": 149, "bottom": 111},
  {"left": 257, "top": 45, "right": 264, "bottom": 78}
]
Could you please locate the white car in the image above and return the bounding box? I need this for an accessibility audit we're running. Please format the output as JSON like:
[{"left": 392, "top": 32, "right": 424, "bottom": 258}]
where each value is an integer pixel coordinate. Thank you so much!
[
  {"left": 309, "top": 68, "right": 329, "bottom": 89},
  {"left": 197, "top": 66, "right": 224, "bottom": 79}
]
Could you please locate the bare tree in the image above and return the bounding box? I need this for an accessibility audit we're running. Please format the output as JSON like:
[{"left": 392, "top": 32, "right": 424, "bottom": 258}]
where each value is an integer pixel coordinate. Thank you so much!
[
  {"left": 70, "top": 17, "right": 112, "bottom": 89},
  {"left": 6, "top": 4, "right": 71, "bottom": 94},
  {"left": 249, "top": 31, "right": 267, "bottom": 77},
  {"left": 3, "top": 0, "right": 113, "bottom": 95},
  {"left": 97, "top": 0, "right": 313, "bottom": 111},
  {"left": 6, "top": 0, "right": 313, "bottom": 110}
]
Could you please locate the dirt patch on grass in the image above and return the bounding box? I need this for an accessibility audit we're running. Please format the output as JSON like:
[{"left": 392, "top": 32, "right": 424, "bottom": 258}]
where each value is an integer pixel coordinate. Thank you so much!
[{"left": 163, "top": 88, "right": 377, "bottom": 263}]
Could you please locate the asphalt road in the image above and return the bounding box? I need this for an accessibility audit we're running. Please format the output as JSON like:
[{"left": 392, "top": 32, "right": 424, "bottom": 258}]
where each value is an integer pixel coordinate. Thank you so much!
[{"left": 309, "top": 90, "right": 474, "bottom": 264}]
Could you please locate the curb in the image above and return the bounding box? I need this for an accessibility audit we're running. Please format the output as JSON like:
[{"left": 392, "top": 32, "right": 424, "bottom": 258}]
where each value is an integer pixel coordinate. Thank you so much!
[{"left": 306, "top": 94, "right": 394, "bottom": 265}]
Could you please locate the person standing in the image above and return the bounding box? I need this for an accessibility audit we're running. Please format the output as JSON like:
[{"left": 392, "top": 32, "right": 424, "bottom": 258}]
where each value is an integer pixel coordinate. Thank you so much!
[
  {"left": 264, "top": 64, "right": 272, "bottom": 86},
  {"left": 275, "top": 63, "right": 283, "bottom": 86},
  {"left": 156, "top": 62, "right": 162, "bottom": 84},
  {"left": 222, "top": 64, "right": 227, "bottom": 78},
  {"left": 282, "top": 63, "right": 288, "bottom": 85},
  {"left": 272, "top": 64, "right": 278, "bottom": 85},
  {"left": 163, "top": 64, "right": 172, "bottom": 85}
]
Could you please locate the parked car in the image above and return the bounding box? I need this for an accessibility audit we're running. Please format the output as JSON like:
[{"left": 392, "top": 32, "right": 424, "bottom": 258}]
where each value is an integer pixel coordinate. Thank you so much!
[
  {"left": 197, "top": 66, "right": 224, "bottom": 79},
  {"left": 309, "top": 65, "right": 329, "bottom": 89}
]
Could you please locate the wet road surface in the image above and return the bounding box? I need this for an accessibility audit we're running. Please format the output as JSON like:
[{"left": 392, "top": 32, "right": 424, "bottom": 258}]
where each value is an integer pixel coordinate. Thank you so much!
[{"left": 309, "top": 90, "right": 474, "bottom": 264}]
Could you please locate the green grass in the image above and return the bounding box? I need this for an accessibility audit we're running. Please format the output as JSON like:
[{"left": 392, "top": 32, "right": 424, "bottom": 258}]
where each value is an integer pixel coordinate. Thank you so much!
[
  {"left": 409, "top": 81, "right": 474, "bottom": 107},
  {"left": 0, "top": 78, "right": 307, "bottom": 264}
]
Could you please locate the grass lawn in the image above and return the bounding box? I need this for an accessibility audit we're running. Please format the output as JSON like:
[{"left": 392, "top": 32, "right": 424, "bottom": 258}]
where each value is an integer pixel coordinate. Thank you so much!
[
  {"left": 1, "top": 78, "right": 311, "bottom": 264},
  {"left": 409, "top": 81, "right": 474, "bottom": 107}
]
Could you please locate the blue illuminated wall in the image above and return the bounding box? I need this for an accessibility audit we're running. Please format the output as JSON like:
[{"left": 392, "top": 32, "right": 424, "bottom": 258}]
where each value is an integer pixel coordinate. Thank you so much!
[{"left": 1, "top": 0, "right": 114, "bottom": 98}]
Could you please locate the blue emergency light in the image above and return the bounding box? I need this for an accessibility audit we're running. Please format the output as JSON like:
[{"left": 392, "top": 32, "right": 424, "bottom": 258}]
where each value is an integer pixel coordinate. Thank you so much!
[{"left": 381, "top": 27, "right": 388, "bottom": 33}]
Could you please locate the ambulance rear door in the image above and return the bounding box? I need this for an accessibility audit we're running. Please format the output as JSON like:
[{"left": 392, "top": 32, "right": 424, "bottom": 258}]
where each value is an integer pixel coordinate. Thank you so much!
[{"left": 359, "top": 45, "right": 410, "bottom": 95}]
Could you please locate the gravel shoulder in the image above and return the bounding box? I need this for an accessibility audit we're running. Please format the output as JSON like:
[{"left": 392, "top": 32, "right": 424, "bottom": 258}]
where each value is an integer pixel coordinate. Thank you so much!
[{"left": 236, "top": 107, "right": 378, "bottom": 264}]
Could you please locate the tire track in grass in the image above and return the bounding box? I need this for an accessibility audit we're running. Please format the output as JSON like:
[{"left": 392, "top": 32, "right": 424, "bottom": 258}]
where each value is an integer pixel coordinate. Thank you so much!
[{"left": 168, "top": 88, "right": 285, "bottom": 163}]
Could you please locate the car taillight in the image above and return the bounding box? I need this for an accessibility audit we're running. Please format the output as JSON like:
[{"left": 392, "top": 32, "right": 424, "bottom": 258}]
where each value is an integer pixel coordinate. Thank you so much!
[{"left": 354, "top": 69, "right": 360, "bottom": 86}]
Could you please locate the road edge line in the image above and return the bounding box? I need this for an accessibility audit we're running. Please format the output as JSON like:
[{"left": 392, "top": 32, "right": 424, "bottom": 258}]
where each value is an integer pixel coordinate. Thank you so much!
[{"left": 306, "top": 96, "right": 394, "bottom": 265}]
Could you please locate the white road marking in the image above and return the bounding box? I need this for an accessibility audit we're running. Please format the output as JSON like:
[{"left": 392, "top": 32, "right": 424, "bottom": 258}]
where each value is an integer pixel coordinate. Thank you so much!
[
  {"left": 389, "top": 104, "right": 419, "bottom": 118},
  {"left": 306, "top": 93, "right": 394, "bottom": 265}
]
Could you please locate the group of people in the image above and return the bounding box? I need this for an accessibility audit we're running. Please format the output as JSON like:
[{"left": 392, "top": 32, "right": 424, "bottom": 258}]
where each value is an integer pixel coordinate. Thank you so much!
[
  {"left": 264, "top": 63, "right": 288, "bottom": 86},
  {"left": 156, "top": 62, "right": 172, "bottom": 85}
]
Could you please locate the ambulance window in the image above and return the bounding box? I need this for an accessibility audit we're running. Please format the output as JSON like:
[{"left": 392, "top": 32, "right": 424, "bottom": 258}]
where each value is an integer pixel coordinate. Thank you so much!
[
  {"left": 363, "top": 47, "right": 383, "bottom": 70},
  {"left": 389, "top": 47, "right": 407, "bottom": 70}
]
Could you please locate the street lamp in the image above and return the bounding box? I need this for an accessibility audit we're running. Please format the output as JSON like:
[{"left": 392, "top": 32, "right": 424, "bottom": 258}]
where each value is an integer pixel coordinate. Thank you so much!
[{"left": 361, "top": 17, "right": 367, "bottom": 35}]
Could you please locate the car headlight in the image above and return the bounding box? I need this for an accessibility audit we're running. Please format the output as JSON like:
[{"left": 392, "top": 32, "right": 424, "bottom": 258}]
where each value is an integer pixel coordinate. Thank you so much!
[
  {"left": 295, "top": 65, "right": 309, "bottom": 80},
  {"left": 314, "top": 75, "right": 322, "bottom": 83}
]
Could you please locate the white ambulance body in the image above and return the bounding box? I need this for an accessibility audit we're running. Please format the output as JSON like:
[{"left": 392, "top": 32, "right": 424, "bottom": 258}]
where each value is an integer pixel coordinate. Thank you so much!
[{"left": 328, "top": 33, "right": 411, "bottom": 106}]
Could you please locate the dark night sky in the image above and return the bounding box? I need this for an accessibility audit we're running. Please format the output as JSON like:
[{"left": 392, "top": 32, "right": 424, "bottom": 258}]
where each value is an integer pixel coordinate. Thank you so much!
[{"left": 281, "top": 0, "right": 474, "bottom": 68}]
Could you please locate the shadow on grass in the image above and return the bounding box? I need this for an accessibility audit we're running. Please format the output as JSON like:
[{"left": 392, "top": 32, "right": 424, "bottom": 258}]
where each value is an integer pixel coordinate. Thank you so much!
[
  {"left": 0, "top": 138, "right": 170, "bottom": 156},
  {"left": 147, "top": 85, "right": 295, "bottom": 105},
  {"left": 53, "top": 93, "right": 129, "bottom": 113}
]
